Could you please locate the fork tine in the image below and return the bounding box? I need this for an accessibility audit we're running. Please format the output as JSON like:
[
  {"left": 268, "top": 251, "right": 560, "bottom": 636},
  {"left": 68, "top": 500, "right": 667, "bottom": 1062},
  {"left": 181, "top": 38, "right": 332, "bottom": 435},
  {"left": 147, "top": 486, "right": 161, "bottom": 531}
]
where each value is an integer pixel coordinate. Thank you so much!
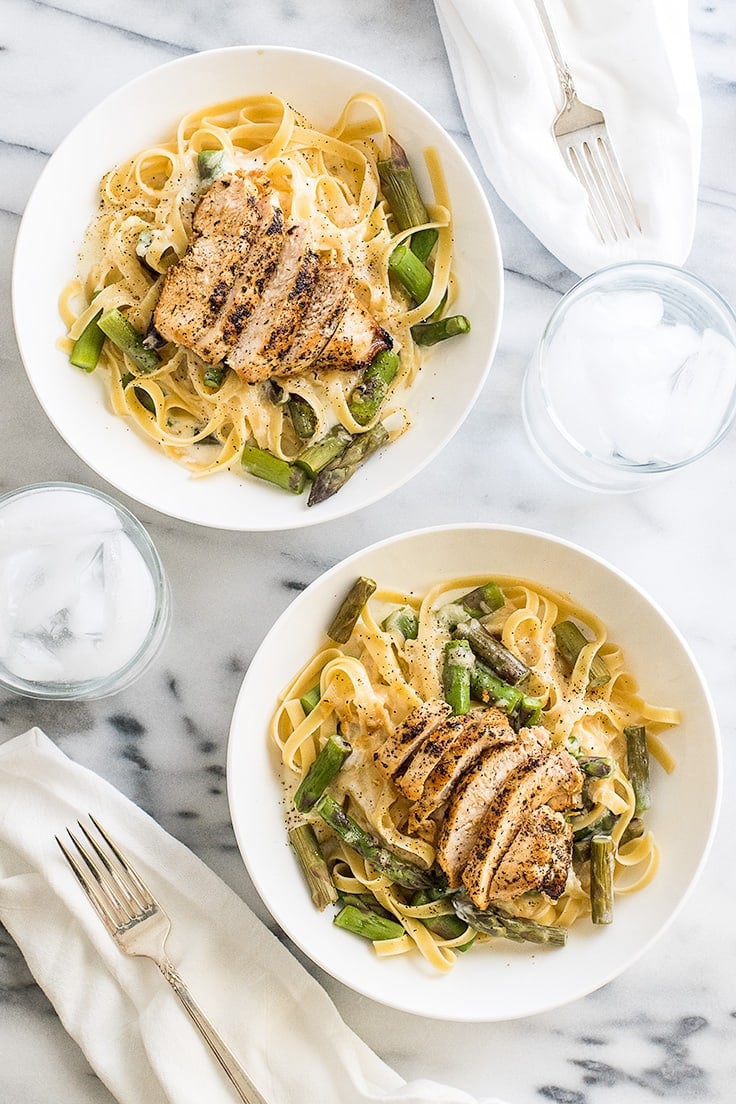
[
  {"left": 56, "top": 833, "right": 123, "bottom": 931},
  {"left": 88, "top": 814, "right": 155, "bottom": 907},
  {"left": 78, "top": 818, "right": 152, "bottom": 915},
  {"left": 595, "top": 134, "right": 642, "bottom": 234},
  {"left": 565, "top": 145, "right": 610, "bottom": 243}
]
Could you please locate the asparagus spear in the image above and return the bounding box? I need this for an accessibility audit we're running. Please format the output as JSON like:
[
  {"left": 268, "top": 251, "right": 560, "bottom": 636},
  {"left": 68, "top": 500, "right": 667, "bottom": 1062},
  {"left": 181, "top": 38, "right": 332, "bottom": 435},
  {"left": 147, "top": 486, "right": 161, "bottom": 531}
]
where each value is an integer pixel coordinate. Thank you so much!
[
  {"left": 295, "top": 425, "right": 352, "bottom": 479},
  {"left": 574, "top": 815, "right": 644, "bottom": 861},
  {"left": 453, "top": 618, "right": 529, "bottom": 685},
  {"left": 299, "top": 684, "right": 321, "bottom": 715},
  {"left": 288, "top": 823, "right": 338, "bottom": 911},
  {"left": 410, "top": 315, "right": 471, "bottom": 346},
  {"left": 241, "top": 444, "right": 307, "bottom": 494},
  {"left": 469, "top": 659, "right": 543, "bottom": 725},
  {"left": 203, "top": 365, "right": 226, "bottom": 391},
  {"left": 552, "top": 620, "right": 611, "bottom": 687},
  {"left": 590, "top": 834, "right": 614, "bottom": 925},
  {"left": 98, "top": 309, "right": 161, "bottom": 374},
  {"left": 452, "top": 896, "right": 568, "bottom": 947},
  {"left": 458, "top": 581, "right": 505, "bottom": 617},
  {"left": 327, "top": 576, "right": 376, "bottom": 644},
  {"left": 388, "top": 243, "right": 433, "bottom": 303},
  {"left": 70, "top": 308, "right": 105, "bottom": 372},
  {"left": 334, "top": 903, "right": 404, "bottom": 941},
  {"left": 381, "top": 606, "right": 419, "bottom": 642},
  {"left": 315, "top": 794, "right": 439, "bottom": 890},
  {"left": 411, "top": 889, "right": 475, "bottom": 949},
  {"left": 442, "top": 639, "right": 474, "bottom": 715},
  {"left": 577, "top": 755, "right": 617, "bottom": 779},
  {"left": 348, "top": 350, "right": 399, "bottom": 426},
  {"left": 288, "top": 394, "right": 317, "bottom": 439},
  {"left": 624, "top": 724, "right": 651, "bottom": 814},
  {"left": 197, "top": 148, "right": 226, "bottom": 184},
  {"left": 378, "top": 136, "right": 438, "bottom": 263},
  {"left": 307, "top": 422, "right": 389, "bottom": 506},
  {"left": 293, "top": 734, "right": 352, "bottom": 814},
  {"left": 337, "top": 892, "right": 396, "bottom": 919}
]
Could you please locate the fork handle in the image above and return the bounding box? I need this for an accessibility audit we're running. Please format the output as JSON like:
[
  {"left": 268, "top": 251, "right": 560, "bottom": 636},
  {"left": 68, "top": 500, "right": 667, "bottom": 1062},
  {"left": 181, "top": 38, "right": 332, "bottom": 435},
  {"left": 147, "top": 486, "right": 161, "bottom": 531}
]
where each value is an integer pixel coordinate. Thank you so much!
[
  {"left": 531, "top": 0, "right": 577, "bottom": 105},
  {"left": 158, "top": 958, "right": 270, "bottom": 1104}
]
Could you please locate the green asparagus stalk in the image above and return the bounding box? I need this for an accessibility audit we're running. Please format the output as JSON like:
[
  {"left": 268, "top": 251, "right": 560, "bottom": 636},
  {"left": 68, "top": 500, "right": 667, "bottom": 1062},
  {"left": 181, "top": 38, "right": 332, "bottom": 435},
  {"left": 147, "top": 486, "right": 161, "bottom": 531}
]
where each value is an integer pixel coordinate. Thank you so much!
[
  {"left": 288, "top": 823, "right": 338, "bottom": 911},
  {"left": 458, "top": 581, "right": 505, "bottom": 618},
  {"left": 411, "top": 889, "right": 475, "bottom": 950},
  {"left": 327, "top": 576, "right": 377, "bottom": 644},
  {"left": 241, "top": 444, "right": 307, "bottom": 495},
  {"left": 348, "top": 350, "right": 399, "bottom": 426},
  {"left": 552, "top": 620, "right": 611, "bottom": 687},
  {"left": 334, "top": 903, "right": 404, "bottom": 941},
  {"left": 294, "top": 734, "right": 352, "bottom": 814},
  {"left": 624, "top": 724, "right": 651, "bottom": 814},
  {"left": 590, "top": 834, "right": 614, "bottom": 925},
  {"left": 442, "top": 639, "right": 474, "bottom": 715},
  {"left": 452, "top": 897, "right": 568, "bottom": 947},
  {"left": 381, "top": 606, "right": 419, "bottom": 642},
  {"left": 577, "top": 755, "right": 617, "bottom": 779},
  {"left": 197, "top": 148, "right": 226, "bottom": 184},
  {"left": 70, "top": 308, "right": 105, "bottom": 372},
  {"left": 287, "top": 394, "right": 318, "bottom": 439},
  {"left": 410, "top": 315, "right": 471, "bottom": 346},
  {"left": 315, "top": 794, "right": 439, "bottom": 890},
  {"left": 469, "top": 660, "right": 543, "bottom": 725},
  {"left": 299, "top": 684, "right": 321, "bottom": 715},
  {"left": 307, "top": 422, "right": 389, "bottom": 506},
  {"left": 452, "top": 618, "right": 529, "bottom": 685},
  {"left": 378, "top": 136, "right": 438, "bottom": 263},
  {"left": 337, "top": 892, "right": 395, "bottom": 919},
  {"left": 203, "top": 365, "right": 226, "bottom": 391},
  {"left": 295, "top": 425, "right": 352, "bottom": 479},
  {"left": 388, "top": 243, "right": 433, "bottom": 303},
  {"left": 574, "top": 814, "right": 644, "bottom": 861},
  {"left": 98, "top": 309, "right": 161, "bottom": 374}
]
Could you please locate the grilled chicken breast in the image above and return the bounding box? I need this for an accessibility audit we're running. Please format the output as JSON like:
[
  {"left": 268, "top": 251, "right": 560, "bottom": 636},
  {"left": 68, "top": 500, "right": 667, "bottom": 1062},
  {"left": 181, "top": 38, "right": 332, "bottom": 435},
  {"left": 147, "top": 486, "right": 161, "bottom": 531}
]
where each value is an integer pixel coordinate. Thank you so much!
[
  {"left": 461, "top": 747, "right": 583, "bottom": 909},
  {"left": 373, "top": 699, "right": 452, "bottom": 778},
  {"left": 436, "top": 726, "right": 549, "bottom": 887},
  {"left": 154, "top": 171, "right": 390, "bottom": 382},
  {"left": 407, "top": 708, "right": 518, "bottom": 833},
  {"left": 394, "top": 714, "right": 465, "bottom": 801},
  {"left": 485, "top": 806, "right": 572, "bottom": 902}
]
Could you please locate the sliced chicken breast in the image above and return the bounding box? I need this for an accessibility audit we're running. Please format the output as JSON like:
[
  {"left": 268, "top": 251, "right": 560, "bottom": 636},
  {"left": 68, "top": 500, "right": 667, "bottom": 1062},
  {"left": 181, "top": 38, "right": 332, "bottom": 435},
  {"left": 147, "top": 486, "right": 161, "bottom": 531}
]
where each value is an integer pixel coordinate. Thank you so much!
[
  {"left": 408, "top": 710, "right": 535, "bottom": 834},
  {"left": 461, "top": 748, "right": 583, "bottom": 909},
  {"left": 154, "top": 170, "right": 390, "bottom": 382},
  {"left": 485, "top": 805, "right": 573, "bottom": 902},
  {"left": 394, "top": 715, "right": 465, "bottom": 801},
  {"left": 436, "top": 727, "right": 548, "bottom": 886},
  {"left": 373, "top": 699, "right": 452, "bottom": 778}
]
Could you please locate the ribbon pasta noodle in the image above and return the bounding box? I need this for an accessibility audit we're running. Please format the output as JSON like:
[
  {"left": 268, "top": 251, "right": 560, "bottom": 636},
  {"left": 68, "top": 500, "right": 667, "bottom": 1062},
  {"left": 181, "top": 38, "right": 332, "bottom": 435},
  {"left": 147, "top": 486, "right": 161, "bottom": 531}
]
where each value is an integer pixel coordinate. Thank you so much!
[
  {"left": 271, "top": 574, "right": 680, "bottom": 972},
  {"left": 60, "top": 93, "right": 454, "bottom": 483}
]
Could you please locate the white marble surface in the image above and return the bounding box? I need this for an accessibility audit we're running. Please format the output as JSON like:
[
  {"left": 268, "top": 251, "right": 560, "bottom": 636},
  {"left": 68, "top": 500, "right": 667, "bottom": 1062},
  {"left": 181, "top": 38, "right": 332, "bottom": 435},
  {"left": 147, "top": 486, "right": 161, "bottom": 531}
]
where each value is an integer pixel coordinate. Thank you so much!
[{"left": 1, "top": 2, "right": 735, "bottom": 1102}]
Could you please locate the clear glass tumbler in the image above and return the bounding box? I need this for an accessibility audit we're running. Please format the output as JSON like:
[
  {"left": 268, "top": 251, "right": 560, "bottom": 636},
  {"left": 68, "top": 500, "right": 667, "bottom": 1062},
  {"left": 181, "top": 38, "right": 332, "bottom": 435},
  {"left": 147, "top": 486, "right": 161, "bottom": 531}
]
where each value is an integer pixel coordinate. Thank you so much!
[
  {"left": 0, "top": 482, "right": 171, "bottom": 699},
  {"left": 522, "top": 262, "right": 736, "bottom": 492}
]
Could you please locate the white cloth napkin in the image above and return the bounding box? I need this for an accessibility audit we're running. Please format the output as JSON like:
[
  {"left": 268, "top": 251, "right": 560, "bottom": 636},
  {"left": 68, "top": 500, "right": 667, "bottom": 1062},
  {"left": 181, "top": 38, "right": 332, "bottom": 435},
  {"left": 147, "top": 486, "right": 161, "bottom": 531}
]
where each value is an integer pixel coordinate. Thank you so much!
[
  {"left": 0, "top": 729, "right": 507, "bottom": 1104},
  {"left": 434, "top": 0, "right": 701, "bottom": 275}
]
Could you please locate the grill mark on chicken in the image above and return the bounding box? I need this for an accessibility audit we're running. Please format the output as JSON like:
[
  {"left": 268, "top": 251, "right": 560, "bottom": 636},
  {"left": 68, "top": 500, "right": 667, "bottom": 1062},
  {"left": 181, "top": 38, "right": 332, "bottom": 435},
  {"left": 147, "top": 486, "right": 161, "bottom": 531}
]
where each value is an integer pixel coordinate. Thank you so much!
[
  {"left": 436, "top": 726, "right": 549, "bottom": 887},
  {"left": 394, "top": 715, "right": 465, "bottom": 801},
  {"left": 374, "top": 699, "right": 452, "bottom": 778},
  {"left": 461, "top": 747, "right": 583, "bottom": 910},
  {"left": 153, "top": 170, "right": 391, "bottom": 382}
]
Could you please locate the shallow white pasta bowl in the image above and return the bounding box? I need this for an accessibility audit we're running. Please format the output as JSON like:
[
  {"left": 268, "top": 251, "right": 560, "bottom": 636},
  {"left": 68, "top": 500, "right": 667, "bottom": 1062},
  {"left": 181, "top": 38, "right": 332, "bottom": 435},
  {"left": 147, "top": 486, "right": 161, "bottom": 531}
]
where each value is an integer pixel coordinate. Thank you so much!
[
  {"left": 12, "top": 46, "right": 502, "bottom": 531},
  {"left": 227, "top": 523, "right": 721, "bottom": 1021}
]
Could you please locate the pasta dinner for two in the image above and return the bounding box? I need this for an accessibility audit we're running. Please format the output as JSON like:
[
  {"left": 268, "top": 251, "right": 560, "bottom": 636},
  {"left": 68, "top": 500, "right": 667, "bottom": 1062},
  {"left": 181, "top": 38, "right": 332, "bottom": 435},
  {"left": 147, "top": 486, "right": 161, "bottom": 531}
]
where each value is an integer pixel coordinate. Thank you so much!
[
  {"left": 272, "top": 573, "right": 679, "bottom": 973},
  {"left": 61, "top": 92, "right": 468, "bottom": 506}
]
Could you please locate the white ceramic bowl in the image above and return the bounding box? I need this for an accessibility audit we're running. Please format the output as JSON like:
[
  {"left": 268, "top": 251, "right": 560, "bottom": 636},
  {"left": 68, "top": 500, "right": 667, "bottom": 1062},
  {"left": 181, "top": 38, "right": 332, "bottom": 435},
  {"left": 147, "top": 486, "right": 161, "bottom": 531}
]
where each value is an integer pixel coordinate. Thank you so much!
[
  {"left": 227, "top": 524, "right": 721, "bottom": 1021},
  {"left": 12, "top": 47, "right": 503, "bottom": 531}
]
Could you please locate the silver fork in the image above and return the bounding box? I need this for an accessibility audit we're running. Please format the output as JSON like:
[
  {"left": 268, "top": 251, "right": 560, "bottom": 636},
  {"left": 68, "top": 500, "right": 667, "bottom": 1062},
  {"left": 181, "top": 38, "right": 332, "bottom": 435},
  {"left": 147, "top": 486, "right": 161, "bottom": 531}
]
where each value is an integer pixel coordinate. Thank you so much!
[
  {"left": 56, "top": 815, "right": 269, "bottom": 1104},
  {"left": 532, "top": 0, "right": 641, "bottom": 243}
]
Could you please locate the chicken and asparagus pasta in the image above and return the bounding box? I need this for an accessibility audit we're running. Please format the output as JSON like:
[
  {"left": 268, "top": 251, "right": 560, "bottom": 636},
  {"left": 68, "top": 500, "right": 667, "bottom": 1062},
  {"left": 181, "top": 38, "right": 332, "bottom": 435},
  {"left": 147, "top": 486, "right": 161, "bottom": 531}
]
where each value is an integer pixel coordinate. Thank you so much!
[
  {"left": 271, "top": 574, "right": 679, "bottom": 972},
  {"left": 60, "top": 93, "right": 468, "bottom": 506}
]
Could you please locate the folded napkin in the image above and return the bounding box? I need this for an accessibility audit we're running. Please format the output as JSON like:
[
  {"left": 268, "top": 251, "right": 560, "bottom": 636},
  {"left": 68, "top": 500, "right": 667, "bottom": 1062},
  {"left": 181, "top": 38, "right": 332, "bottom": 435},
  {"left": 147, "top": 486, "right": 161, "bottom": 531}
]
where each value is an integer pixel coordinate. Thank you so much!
[
  {"left": 0, "top": 730, "right": 507, "bottom": 1104},
  {"left": 434, "top": 0, "right": 701, "bottom": 275}
]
